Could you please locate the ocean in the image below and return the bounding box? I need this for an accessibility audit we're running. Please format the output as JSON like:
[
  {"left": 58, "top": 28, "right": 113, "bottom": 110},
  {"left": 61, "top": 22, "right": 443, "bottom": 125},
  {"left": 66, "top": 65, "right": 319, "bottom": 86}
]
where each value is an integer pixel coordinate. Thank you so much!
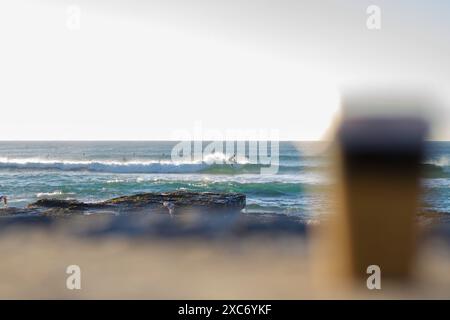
[{"left": 0, "top": 141, "right": 449, "bottom": 217}]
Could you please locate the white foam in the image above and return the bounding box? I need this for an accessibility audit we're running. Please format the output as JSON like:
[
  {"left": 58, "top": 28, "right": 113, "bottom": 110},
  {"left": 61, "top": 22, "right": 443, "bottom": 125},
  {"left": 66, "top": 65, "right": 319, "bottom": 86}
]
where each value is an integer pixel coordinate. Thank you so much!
[
  {"left": 425, "top": 156, "right": 450, "bottom": 167},
  {"left": 36, "top": 191, "right": 75, "bottom": 198},
  {"left": 0, "top": 155, "right": 251, "bottom": 174},
  {"left": 0, "top": 157, "right": 208, "bottom": 173}
]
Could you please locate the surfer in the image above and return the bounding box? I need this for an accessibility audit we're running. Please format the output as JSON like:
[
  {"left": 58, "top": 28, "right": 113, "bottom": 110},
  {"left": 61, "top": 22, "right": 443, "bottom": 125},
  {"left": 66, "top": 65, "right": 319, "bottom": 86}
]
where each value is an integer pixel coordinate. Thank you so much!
[
  {"left": 0, "top": 195, "right": 7, "bottom": 207},
  {"left": 228, "top": 153, "right": 237, "bottom": 165},
  {"left": 163, "top": 201, "right": 175, "bottom": 217}
]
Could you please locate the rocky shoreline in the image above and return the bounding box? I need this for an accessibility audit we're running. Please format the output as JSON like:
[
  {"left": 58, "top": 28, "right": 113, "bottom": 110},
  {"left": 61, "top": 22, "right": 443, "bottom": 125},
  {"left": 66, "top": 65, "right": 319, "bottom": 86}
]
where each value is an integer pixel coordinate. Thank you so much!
[
  {"left": 0, "top": 191, "right": 314, "bottom": 238},
  {"left": 0, "top": 191, "right": 449, "bottom": 240},
  {"left": 0, "top": 191, "right": 246, "bottom": 217}
]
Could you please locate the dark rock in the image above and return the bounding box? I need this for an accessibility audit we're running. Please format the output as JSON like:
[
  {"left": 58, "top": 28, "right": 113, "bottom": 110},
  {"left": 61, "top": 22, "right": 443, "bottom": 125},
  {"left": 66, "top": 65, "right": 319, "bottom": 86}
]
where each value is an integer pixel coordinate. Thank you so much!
[
  {"left": 0, "top": 207, "right": 38, "bottom": 216},
  {"left": 25, "top": 191, "right": 246, "bottom": 215},
  {"left": 28, "top": 199, "right": 91, "bottom": 210},
  {"left": 417, "top": 209, "right": 450, "bottom": 226}
]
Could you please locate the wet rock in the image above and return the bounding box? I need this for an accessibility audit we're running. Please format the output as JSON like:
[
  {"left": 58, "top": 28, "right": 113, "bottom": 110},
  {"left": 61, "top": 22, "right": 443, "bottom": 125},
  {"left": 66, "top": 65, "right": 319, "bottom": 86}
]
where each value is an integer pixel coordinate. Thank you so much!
[
  {"left": 25, "top": 191, "right": 246, "bottom": 215},
  {"left": 0, "top": 207, "right": 38, "bottom": 216},
  {"left": 417, "top": 209, "right": 450, "bottom": 227},
  {"left": 28, "top": 199, "right": 92, "bottom": 210}
]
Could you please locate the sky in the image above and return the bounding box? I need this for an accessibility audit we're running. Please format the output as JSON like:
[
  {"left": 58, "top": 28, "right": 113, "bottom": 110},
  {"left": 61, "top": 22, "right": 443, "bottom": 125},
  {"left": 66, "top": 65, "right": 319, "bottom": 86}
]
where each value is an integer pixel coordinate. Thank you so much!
[{"left": 0, "top": 0, "right": 449, "bottom": 140}]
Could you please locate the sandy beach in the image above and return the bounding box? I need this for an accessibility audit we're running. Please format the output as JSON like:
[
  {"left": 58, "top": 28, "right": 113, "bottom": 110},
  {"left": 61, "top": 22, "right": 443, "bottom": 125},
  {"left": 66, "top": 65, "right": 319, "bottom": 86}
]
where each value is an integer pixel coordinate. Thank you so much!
[{"left": 0, "top": 210, "right": 449, "bottom": 299}]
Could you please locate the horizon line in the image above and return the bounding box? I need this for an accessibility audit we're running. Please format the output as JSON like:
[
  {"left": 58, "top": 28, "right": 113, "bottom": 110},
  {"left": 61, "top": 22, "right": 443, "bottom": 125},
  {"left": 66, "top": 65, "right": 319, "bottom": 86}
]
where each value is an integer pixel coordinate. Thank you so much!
[{"left": 0, "top": 139, "right": 449, "bottom": 142}]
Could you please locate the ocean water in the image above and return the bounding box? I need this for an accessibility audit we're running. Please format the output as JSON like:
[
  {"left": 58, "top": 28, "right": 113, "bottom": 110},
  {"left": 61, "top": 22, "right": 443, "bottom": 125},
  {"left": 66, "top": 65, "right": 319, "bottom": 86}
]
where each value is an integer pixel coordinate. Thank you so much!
[{"left": 0, "top": 141, "right": 448, "bottom": 216}]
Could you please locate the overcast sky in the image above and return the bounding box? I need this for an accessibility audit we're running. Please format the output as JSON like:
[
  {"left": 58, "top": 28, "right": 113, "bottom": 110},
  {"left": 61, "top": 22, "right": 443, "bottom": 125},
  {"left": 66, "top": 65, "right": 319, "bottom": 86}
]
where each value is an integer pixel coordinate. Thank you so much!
[{"left": 1, "top": 0, "right": 449, "bottom": 140}]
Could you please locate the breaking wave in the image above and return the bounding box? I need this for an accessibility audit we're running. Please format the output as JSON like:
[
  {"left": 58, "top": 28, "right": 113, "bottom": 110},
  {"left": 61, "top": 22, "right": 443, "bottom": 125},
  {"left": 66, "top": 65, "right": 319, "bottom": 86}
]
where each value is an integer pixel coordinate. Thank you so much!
[
  {"left": 0, "top": 157, "right": 301, "bottom": 174},
  {"left": 425, "top": 156, "right": 450, "bottom": 168}
]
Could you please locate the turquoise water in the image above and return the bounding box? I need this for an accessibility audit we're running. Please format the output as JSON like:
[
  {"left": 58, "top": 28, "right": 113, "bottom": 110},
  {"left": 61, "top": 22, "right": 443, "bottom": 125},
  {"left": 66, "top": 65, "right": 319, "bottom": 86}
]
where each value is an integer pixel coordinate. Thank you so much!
[{"left": 0, "top": 141, "right": 448, "bottom": 216}]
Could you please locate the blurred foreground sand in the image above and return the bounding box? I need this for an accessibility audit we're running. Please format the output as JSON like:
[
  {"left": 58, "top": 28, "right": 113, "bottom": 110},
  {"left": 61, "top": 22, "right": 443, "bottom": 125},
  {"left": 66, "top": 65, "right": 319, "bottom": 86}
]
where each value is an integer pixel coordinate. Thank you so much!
[{"left": 0, "top": 226, "right": 449, "bottom": 299}]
